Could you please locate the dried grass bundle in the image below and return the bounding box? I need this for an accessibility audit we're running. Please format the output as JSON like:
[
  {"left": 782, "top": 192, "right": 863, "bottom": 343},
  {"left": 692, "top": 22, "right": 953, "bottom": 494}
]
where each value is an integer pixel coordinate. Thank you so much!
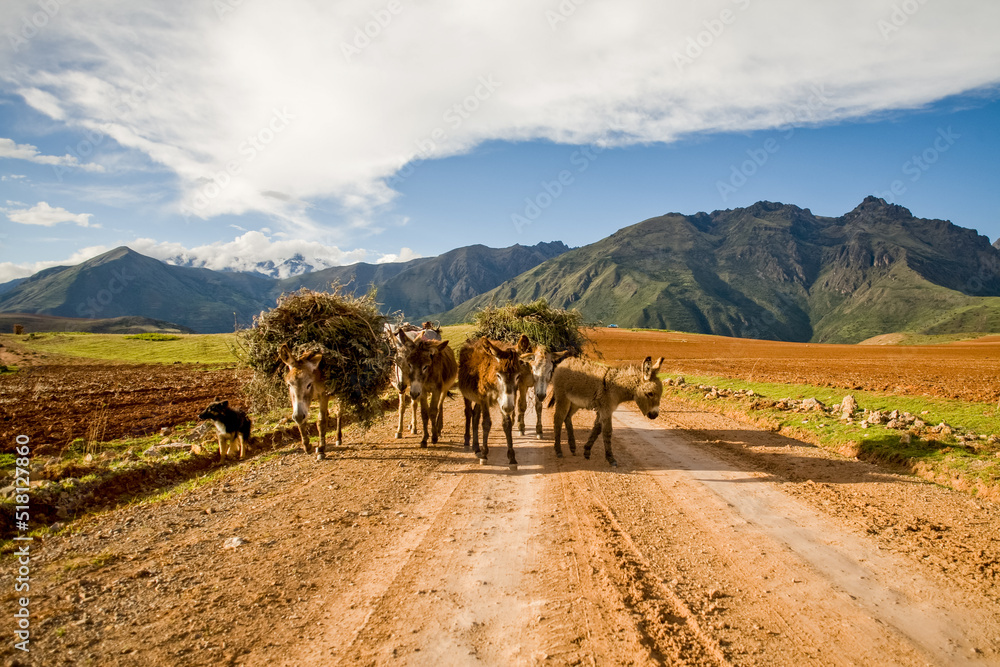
[
  {"left": 234, "top": 286, "right": 393, "bottom": 427},
  {"left": 470, "top": 298, "right": 588, "bottom": 355}
]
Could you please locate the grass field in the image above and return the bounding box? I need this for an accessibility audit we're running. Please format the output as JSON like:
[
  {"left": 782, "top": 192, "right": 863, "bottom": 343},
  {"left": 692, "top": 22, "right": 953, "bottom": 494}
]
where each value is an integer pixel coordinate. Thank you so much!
[{"left": 1, "top": 332, "right": 239, "bottom": 366}]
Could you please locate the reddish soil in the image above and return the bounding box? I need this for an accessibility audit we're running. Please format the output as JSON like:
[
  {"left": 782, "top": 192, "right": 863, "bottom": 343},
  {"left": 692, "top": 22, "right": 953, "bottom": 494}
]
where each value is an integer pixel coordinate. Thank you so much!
[
  {"left": 0, "top": 364, "right": 244, "bottom": 455},
  {"left": 588, "top": 328, "right": 1000, "bottom": 402},
  {"left": 2, "top": 330, "right": 1000, "bottom": 665}
]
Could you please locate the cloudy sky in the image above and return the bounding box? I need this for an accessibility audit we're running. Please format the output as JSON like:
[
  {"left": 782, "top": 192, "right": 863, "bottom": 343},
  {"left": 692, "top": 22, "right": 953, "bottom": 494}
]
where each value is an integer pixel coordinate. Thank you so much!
[{"left": 1, "top": 0, "right": 998, "bottom": 282}]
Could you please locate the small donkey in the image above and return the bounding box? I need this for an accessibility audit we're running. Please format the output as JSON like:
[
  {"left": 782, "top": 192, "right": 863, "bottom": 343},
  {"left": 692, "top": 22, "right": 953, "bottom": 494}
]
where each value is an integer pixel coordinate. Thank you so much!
[
  {"left": 551, "top": 356, "right": 664, "bottom": 467},
  {"left": 277, "top": 344, "right": 340, "bottom": 460}
]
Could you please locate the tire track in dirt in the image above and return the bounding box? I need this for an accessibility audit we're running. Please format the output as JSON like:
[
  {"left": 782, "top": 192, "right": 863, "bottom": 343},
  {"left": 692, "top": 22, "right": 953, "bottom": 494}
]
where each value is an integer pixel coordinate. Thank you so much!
[
  {"left": 611, "top": 407, "right": 1000, "bottom": 665},
  {"left": 279, "top": 411, "right": 731, "bottom": 666}
]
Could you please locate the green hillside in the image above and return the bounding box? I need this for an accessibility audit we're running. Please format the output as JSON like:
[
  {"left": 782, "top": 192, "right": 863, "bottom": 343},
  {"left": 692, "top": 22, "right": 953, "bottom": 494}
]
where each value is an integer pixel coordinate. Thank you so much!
[{"left": 440, "top": 198, "right": 1000, "bottom": 344}]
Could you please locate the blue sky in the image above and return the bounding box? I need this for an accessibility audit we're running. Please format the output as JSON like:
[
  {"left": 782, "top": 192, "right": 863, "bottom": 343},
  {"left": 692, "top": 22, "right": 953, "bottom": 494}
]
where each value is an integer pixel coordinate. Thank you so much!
[{"left": 1, "top": 1, "right": 998, "bottom": 281}]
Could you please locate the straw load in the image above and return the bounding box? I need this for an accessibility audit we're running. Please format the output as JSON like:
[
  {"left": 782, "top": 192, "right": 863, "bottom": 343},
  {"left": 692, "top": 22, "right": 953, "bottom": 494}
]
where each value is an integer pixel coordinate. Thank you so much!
[{"left": 236, "top": 287, "right": 393, "bottom": 429}]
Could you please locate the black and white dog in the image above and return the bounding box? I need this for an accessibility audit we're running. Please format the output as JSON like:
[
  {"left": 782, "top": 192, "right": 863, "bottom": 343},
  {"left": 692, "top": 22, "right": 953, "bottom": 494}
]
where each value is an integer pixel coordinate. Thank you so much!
[{"left": 198, "top": 398, "right": 252, "bottom": 462}]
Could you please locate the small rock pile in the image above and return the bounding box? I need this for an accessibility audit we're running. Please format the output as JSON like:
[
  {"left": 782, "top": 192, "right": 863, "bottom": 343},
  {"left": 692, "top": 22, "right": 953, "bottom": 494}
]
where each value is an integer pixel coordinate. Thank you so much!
[{"left": 665, "top": 377, "right": 999, "bottom": 452}]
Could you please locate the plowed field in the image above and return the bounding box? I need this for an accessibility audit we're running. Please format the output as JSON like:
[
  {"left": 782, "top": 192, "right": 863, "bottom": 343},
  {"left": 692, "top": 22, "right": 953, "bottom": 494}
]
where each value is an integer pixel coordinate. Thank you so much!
[{"left": 588, "top": 329, "right": 1000, "bottom": 402}]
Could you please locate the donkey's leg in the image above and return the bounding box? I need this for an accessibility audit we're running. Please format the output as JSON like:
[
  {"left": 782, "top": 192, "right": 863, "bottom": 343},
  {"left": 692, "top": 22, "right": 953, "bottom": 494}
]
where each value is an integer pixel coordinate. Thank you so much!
[
  {"left": 315, "top": 395, "right": 330, "bottom": 461},
  {"left": 295, "top": 415, "right": 312, "bottom": 455},
  {"left": 552, "top": 396, "right": 569, "bottom": 457},
  {"left": 429, "top": 389, "right": 443, "bottom": 445},
  {"left": 419, "top": 394, "right": 431, "bottom": 448},
  {"left": 410, "top": 398, "right": 418, "bottom": 434},
  {"left": 471, "top": 403, "right": 482, "bottom": 455},
  {"left": 479, "top": 405, "right": 492, "bottom": 463},
  {"left": 600, "top": 415, "right": 616, "bottom": 467},
  {"left": 516, "top": 383, "right": 528, "bottom": 437},
  {"left": 502, "top": 411, "right": 517, "bottom": 469},
  {"left": 463, "top": 398, "right": 473, "bottom": 448},
  {"left": 583, "top": 416, "right": 602, "bottom": 460},
  {"left": 535, "top": 396, "right": 545, "bottom": 440},
  {"left": 395, "top": 392, "right": 407, "bottom": 439},
  {"left": 565, "top": 406, "right": 580, "bottom": 455}
]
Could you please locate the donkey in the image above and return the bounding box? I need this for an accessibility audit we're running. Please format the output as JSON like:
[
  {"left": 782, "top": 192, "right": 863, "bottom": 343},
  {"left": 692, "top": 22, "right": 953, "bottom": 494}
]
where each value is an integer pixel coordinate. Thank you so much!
[
  {"left": 387, "top": 323, "right": 442, "bottom": 439},
  {"left": 396, "top": 330, "right": 458, "bottom": 447},
  {"left": 277, "top": 344, "right": 341, "bottom": 460},
  {"left": 457, "top": 337, "right": 528, "bottom": 469},
  {"left": 551, "top": 356, "right": 664, "bottom": 467},
  {"left": 514, "top": 335, "right": 571, "bottom": 439}
]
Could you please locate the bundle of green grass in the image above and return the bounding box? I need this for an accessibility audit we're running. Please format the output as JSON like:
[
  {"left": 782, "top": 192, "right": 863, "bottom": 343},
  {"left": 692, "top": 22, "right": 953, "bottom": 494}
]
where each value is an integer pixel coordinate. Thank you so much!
[
  {"left": 469, "top": 298, "right": 588, "bottom": 354},
  {"left": 235, "top": 287, "right": 393, "bottom": 428}
]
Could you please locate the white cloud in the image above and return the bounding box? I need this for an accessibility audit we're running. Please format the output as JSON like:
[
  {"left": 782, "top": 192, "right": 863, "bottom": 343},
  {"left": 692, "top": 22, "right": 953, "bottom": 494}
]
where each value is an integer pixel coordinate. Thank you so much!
[
  {"left": 6, "top": 201, "right": 96, "bottom": 227},
  {"left": 0, "top": 245, "right": 111, "bottom": 284},
  {"left": 0, "top": 137, "right": 104, "bottom": 172},
  {"left": 0, "top": 0, "right": 998, "bottom": 230},
  {"left": 0, "top": 231, "right": 410, "bottom": 282},
  {"left": 376, "top": 247, "right": 421, "bottom": 265},
  {"left": 128, "top": 231, "right": 373, "bottom": 278}
]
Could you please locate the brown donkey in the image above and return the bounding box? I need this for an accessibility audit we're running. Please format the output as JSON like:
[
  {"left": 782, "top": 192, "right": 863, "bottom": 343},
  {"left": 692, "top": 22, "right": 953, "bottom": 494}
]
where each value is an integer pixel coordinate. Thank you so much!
[
  {"left": 551, "top": 356, "right": 664, "bottom": 467},
  {"left": 514, "top": 335, "right": 571, "bottom": 439},
  {"left": 277, "top": 344, "right": 341, "bottom": 460},
  {"left": 396, "top": 330, "right": 458, "bottom": 447},
  {"left": 457, "top": 337, "right": 527, "bottom": 469}
]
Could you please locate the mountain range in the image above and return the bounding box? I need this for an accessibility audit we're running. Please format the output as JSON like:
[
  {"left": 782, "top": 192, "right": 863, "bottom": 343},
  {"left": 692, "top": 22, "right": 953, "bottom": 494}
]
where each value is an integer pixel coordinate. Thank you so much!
[
  {"left": 441, "top": 197, "right": 1000, "bottom": 343},
  {"left": 0, "top": 241, "right": 570, "bottom": 334},
  {"left": 3, "top": 197, "right": 1000, "bottom": 343}
]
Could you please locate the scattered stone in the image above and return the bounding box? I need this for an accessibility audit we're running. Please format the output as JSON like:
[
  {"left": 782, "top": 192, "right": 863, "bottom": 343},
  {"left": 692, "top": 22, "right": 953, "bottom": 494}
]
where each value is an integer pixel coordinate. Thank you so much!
[
  {"left": 223, "top": 537, "right": 247, "bottom": 550},
  {"left": 886, "top": 419, "right": 905, "bottom": 429},
  {"left": 840, "top": 395, "right": 857, "bottom": 420},
  {"left": 801, "top": 397, "right": 824, "bottom": 411},
  {"left": 900, "top": 433, "right": 912, "bottom": 444},
  {"left": 866, "top": 410, "right": 887, "bottom": 425}
]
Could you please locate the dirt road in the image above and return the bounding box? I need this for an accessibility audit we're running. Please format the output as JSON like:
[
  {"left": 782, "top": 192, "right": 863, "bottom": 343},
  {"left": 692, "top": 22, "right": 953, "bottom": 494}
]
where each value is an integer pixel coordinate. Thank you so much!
[{"left": 7, "top": 397, "right": 1000, "bottom": 666}]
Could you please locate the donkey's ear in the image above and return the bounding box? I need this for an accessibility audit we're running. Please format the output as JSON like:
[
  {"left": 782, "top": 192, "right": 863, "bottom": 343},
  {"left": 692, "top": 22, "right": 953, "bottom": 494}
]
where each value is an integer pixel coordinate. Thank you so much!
[
  {"left": 553, "top": 350, "right": 572, "bottom": 362},
  {"left": 519, "top": 352, "right": 535, "bottom": 363},
  {"left": 516, "top": 334, "right": 531, "bottom": 352},
  {"left": 277, "top": 344, "right": 293, "bottom": 364},
  {"left": 651, "top": 357, "right": 664, "bottom": 373},
  {"left": 304, "top": 351, "right": 323, "bottom": 369},
  {"left": 641, "top": 356, "right": 653, "bottom": 377},
  {"left": 221, "top": 400, "right": 229, "bottom": 408}
]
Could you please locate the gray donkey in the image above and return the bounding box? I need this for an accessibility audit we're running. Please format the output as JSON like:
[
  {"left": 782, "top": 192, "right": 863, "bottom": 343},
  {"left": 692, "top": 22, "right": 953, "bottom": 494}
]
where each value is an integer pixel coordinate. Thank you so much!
[{"left": 551, "top": 355, "right": 664, "bottom": 467}]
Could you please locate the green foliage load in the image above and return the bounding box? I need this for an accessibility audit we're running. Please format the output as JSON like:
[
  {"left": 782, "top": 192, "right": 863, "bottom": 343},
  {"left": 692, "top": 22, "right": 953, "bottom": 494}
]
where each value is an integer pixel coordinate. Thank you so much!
[
  {"left": 234, "top": 286, "right": 393, "bottom": 427},
  {"left": 470, "top": 298, "right": 588, "bottom": 354}
]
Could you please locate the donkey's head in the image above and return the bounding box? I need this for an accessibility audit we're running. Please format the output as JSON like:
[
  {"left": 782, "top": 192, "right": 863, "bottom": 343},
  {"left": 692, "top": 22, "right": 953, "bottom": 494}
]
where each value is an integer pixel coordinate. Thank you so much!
[
  {"left": 390, "top": 329, "right": 414, "bottom": 393},
  {"left": 485, "top": 338, "right": 522, "bottom": 415},
  {"left": 634, "top": 356, "right": 664, "bottom": 419},
  {"left": 402, "top": 336, "right": 450, "bottom": 400},
  {"left": 277, "top": 344, "right": 323, "bottom": 424},
  {"left": 521, "top": 345, "right": 571, "bottom": 401}
]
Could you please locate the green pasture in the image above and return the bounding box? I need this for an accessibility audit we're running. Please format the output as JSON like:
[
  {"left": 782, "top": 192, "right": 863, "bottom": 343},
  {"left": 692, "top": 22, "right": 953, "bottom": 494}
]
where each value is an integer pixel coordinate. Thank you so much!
[{"left": 3, "top": 332, "right": 239, "bottom": 366}]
